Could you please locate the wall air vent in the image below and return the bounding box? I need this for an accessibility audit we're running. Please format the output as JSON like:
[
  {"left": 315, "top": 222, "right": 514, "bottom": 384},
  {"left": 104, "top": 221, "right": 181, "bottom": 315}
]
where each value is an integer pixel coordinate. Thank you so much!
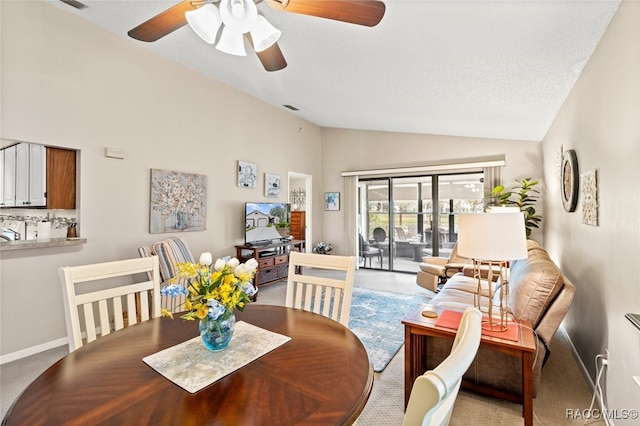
[
  {"left": 60, "top": 0, "right": 88, "bottom": 10},
  {"left": 283, "top": 105, "right": 300, "bottom": 111}
]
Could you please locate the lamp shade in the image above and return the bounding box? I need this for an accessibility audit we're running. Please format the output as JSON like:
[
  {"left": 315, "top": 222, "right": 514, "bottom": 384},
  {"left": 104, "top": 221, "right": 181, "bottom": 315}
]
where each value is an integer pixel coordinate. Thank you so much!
[
  {"left": 185, "top": 4, "right": 222, "bottom": 44},
  {"left": 251, "top": 15, "right": 281, "bottom": 52},
  {"left": 457, "top": 212, "right": 528, "bottom": 261},
  {"left": 216, "top": 26, "right": 247, "bottom": 56}
]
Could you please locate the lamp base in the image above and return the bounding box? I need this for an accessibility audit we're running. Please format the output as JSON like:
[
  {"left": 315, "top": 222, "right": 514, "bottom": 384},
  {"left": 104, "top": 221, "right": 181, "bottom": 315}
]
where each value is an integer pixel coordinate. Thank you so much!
[
  {"left": 472, "top": 259, "right": 510, "bottom": 333},
  {"left": 481, "top": 318, "right": 509, "bottom": 333}
]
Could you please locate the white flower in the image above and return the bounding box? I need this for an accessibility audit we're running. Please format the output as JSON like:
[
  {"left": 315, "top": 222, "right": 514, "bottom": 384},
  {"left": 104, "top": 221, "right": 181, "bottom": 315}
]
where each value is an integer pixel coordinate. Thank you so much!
[
  {"left": 214, "top": 258, "right": 227, "bottom": 271},
  {"left": 245, "top": 258, "right": 258, "bottom": 272},
  {"left": 199, "top": 252, "right": 213, "bottom": 266},
  {"left": 227, "top": 257, "right": 240, "bottom": 269}
]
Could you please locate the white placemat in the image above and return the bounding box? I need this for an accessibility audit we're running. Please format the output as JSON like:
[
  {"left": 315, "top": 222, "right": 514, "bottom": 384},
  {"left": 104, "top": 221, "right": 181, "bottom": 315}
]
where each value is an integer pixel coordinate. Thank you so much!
[{"left": 143, "top": 321, "right": 291, "bottom": 393}]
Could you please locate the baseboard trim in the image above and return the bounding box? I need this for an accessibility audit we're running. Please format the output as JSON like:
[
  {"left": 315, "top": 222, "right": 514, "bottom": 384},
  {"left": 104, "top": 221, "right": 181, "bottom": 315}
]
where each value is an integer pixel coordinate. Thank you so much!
[
  {"left": 0, "top": 338, "right": 68, "bottom": 365},
  {"left": 558, "top": 325, "right": 596, "bottom": 391}
]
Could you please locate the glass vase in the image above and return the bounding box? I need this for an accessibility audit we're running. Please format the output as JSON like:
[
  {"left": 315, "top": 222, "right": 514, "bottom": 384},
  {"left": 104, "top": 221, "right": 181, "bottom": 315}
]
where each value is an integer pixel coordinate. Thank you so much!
[{"left": 199, "top": 309, "right": 236, "bottom": 351}]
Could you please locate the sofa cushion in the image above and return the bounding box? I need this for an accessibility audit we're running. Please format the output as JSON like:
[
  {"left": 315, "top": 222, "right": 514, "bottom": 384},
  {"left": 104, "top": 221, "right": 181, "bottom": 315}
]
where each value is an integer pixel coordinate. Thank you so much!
[
  {"left": 507, "top": 257, "right": 564, "bottom": 328},
  {"left": 443, "top": 273, "right": 500, "bottom": 298},
  {"left": 432, "top": 287, "right": 478, "bottom": 309}
]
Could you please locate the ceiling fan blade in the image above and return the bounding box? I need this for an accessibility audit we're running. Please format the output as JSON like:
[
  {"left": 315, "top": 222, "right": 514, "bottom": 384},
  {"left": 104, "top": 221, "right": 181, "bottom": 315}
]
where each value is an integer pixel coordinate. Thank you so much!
[
  {"left": 128, "top": 0, "right": 197, "bottom": 42},
  {"left": 246, "top": 34, "right": 288, "bottom": 71},
  {"left": 256, "top": 43, "right": 288, "bottom": 71},
  {"left": 266, "top": 0, "right": 385, "bottom": 27}
]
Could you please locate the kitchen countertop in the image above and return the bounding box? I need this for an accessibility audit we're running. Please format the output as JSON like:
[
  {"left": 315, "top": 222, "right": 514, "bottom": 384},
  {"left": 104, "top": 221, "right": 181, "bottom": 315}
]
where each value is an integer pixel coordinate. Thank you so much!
[{"left": 0, "top": 237, "right": 87, "bottom": 252}]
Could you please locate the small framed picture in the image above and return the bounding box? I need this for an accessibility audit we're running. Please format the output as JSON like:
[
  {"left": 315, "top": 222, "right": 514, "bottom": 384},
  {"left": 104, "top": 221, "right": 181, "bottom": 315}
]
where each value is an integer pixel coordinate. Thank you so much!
[
  {"left": 238, "top": 161, "right": 257, "bottom": 188},
  {"left": 265, "top": 173, "right": 281, "bottom": 198},
  {"left": 325, "top": 192, "right": 340, "bottom": 211}
]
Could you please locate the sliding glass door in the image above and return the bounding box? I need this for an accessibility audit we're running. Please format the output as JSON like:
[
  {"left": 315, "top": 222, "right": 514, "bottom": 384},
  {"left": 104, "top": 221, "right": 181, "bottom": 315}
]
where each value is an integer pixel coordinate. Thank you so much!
[
  {"left": 359, "top": 180, "right": 391, "bottom": 270},
  {"left": 358, "top": 172, "right": 484, "bottom": 273}
]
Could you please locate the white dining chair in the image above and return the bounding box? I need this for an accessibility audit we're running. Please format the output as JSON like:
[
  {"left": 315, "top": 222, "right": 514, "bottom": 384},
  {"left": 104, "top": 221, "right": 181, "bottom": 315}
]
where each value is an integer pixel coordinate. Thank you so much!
[
  {"left": 286, "top": 252, "right": 356, "bottom": 326},
  {"left": 402, "top": 306, "right": 483, "bottom": 426},
  {"left": 59, "top": 256, "right": 161, "bottom": 352}
]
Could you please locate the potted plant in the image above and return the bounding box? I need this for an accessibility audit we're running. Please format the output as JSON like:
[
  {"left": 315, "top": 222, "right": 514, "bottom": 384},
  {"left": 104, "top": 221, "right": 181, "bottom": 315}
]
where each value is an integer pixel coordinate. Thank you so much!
[{"left": 488, "top": 178, "right": 542, "bottom": 239}]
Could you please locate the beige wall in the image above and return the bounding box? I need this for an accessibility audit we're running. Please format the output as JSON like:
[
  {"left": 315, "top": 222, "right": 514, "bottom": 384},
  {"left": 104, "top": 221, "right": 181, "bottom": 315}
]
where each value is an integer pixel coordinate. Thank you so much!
[
  {"left": 320, "top": 128, "right": 543, "bottom": 254},
  {"left": 541, "top": 0, "right": 640, "bottom": 419},
  {"left": 0, "top": 1, "right": 322, "bottom": 357}
]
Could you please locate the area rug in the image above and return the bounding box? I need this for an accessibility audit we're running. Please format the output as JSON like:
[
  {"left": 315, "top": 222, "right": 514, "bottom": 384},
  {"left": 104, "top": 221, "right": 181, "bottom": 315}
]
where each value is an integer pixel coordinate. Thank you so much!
[{"left": 348, "top": 287, "right": 429, "bottom": 372}]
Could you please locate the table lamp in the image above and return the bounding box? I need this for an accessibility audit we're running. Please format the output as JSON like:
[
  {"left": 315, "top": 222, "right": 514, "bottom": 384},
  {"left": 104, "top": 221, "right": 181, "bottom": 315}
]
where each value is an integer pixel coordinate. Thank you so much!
[{"left": 457, "top": 211, "right": 528, "bottom": 331}]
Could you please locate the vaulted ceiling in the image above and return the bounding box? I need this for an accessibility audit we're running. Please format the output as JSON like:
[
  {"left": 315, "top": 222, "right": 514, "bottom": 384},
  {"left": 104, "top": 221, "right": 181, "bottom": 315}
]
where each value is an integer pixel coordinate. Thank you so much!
[{"left": 46, "top": 0, "right": 621, "bottom": 142}]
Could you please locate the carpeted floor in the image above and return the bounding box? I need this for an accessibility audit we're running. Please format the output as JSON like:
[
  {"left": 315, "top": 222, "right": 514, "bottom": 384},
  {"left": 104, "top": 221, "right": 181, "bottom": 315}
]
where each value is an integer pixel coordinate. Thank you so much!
[{"left": 1, "top": 269, "right": 603, "bottom": 425}]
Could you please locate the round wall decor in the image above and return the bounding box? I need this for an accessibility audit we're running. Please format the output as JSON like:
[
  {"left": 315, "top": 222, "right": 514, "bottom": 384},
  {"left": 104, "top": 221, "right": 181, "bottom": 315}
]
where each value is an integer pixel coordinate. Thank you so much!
[{"left": 561, "top": 149, "right": 579, "bottom": 212}]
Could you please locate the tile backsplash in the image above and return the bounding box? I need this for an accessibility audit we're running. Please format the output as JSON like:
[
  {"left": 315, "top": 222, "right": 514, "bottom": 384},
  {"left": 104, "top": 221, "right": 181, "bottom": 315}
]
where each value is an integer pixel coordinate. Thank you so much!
[{"left": 0, "top": 210, "right": 77, "bottom": 240}]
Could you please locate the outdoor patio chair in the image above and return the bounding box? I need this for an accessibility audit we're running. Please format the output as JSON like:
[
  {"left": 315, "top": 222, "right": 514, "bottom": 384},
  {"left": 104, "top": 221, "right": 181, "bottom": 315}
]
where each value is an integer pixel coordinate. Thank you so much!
[
  {"left": 373, "top": 227, "right": 396, "bottom": 258},
  {"left": 359, "top": 233, "right": 383, "bottom": 268}
]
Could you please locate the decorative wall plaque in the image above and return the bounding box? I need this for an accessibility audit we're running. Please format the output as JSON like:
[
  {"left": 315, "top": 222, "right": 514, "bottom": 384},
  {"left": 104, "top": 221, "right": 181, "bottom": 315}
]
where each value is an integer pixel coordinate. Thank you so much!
[{"left": 581, "top": 170, "right": 598, "bottom": 226}]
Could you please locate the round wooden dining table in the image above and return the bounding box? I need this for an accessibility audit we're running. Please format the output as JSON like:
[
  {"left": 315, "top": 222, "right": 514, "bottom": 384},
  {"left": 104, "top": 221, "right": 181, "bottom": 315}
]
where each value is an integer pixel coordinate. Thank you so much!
[{"left": 3, "top": 305, "right": 373, "bottom": 425}]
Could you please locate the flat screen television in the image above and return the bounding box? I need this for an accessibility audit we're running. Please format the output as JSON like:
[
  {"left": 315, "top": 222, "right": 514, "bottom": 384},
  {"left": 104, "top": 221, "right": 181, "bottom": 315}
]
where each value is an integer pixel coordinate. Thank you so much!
[{"left": 245, "top": 202, "right": 291, "bottom": 246}]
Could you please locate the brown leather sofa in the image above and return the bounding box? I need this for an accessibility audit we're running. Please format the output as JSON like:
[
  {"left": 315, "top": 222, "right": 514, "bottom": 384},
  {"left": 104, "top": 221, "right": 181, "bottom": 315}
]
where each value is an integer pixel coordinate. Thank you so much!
[{"left": 423, "top": 240, "right": 575, "bottom": 397}]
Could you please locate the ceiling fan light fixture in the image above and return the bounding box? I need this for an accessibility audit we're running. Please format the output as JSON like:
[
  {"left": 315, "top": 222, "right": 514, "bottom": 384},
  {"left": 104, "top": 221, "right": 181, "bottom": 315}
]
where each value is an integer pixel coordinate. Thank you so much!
[
  {"left": 216, "top": 26, "right": 247, "bottom": 56},
  {"left": 230, "top": 0, "right": 245, "bottom": 19},
  {"left": 185, "top": 4, "right": 222, "bottom": 44},
  {"left": 251, "top": 15, "right": 281, "bottom": 52},
  {"left": 219, "top": 0, "right": 258, "bottom": 34}
]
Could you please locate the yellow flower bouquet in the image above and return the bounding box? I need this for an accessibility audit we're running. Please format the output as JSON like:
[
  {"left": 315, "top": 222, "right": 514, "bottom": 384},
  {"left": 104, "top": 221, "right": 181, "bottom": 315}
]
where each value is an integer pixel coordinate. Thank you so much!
[{"left": 161, "top": 254, "right": 258, "bottom": 351}]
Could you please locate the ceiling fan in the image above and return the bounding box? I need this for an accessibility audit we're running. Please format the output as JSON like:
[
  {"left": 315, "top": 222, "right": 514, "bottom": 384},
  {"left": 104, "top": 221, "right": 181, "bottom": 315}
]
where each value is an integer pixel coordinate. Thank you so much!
[{"left": 128, "top": 0, "right": 386, "bottom": 72}]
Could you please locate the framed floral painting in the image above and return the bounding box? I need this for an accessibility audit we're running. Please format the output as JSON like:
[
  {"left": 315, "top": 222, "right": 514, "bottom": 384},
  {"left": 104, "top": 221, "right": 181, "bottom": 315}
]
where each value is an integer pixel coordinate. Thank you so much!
[
  {"left": 265, "top": 173, "right": 281, "bottom": 198},
  {"left": 150, "top": 169, "right": 207, "bottom": 233},
  {"left": 238, "top": 161, "right": 257, "bottom": 188},
  {"left": 325, "top": 192, "right": 340, "bottom": 211}
]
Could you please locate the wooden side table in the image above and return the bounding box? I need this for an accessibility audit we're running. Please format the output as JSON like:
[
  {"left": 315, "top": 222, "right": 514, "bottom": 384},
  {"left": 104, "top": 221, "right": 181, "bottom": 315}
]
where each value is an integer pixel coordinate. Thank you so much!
[{"left": 402, "top": 304, "right": 536, "bottom": 426}]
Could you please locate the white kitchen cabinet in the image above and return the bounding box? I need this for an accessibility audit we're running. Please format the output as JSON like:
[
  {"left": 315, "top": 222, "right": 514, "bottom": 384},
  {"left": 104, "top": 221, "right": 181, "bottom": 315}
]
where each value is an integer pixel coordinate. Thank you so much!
[
  {"left": 2, "top": 145, "right": 16, "bottom": 207},
  {"left": 29, "top": 143, "right": 47, "bottom": 206},
  {"left": 14, "top": 143, "right": 46, "bottom": 207},
  {"left": 14, "top": 143, "right": 29, "bottom": 206}
]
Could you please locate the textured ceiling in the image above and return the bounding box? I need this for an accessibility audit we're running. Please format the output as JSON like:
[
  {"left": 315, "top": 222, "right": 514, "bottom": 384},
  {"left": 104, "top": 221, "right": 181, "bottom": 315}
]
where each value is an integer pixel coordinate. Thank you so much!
[{"left": 46, "top": 0, "right": 620, "bottom": 142}]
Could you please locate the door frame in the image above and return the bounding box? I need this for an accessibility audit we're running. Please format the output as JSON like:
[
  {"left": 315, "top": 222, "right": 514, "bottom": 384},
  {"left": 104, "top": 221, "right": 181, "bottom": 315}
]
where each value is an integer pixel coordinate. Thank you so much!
[{"left": 288, "top": 172, "right": 312, "bottom": 251}]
